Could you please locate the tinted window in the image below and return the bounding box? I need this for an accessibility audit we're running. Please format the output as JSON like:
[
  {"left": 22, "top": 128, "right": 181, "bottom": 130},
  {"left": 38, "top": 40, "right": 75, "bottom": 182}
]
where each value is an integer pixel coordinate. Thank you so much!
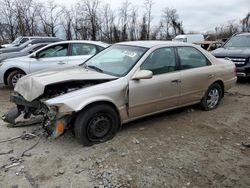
[
  {"left": 141, "top": 47, "right": 176, "bottom": 75},
  {"left": 71, "top": 43, "right": 97, "bottom": 56},
  {"left": 37, "top": 44, "right": 68, "bottom": 58},
  {"left": 20, "top": 38, "right": 29, "bottom": 44},
  {"left": 177, "top": 47, "right": 208, "bottom": 70}
]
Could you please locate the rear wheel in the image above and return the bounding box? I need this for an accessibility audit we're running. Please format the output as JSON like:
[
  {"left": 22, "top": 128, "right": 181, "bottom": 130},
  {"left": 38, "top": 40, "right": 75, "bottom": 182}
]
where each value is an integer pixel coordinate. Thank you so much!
[
  {"left": 74, "top": 104, "right": 119, "bottom": 146},
  {"left": 7, "top": 70, "right": 25, "bottom": 87},
  {"left": 200, "top": 83, "right": 222, "bottom": 111}
]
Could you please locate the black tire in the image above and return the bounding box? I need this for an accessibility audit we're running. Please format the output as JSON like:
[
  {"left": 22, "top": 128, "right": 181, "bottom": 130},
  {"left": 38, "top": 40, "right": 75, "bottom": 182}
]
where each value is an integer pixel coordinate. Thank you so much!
[
  {"left": 74, "top": 104, "right": 119, "bottom": 146},
  {"left": 7, "top": 70, "right": 25, "bottom": 87},
  {"left": 200, "top": 83, "right": 222, "bottom": 111}
]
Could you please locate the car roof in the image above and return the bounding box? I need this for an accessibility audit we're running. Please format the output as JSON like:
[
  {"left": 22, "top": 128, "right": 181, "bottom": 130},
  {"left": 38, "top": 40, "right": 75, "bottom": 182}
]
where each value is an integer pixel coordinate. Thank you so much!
[
  {"left": 49, "top": 40, "right": 109, "bottom": 47},
  {"left": 194, "top": 41, "right": 222, "bottom": 45},
  {"left": 116, "top": 40, "right": 191, "bottom": 48},
  {"left": 235, "top": 32, "right": 250, "bottom": 37}
]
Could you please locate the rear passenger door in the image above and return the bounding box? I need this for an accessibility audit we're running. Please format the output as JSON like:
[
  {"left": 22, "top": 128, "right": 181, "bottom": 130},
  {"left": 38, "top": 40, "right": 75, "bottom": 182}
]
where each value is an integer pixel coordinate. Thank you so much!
[
  {"left": 177, "top": 46, "right": 215, "bottom": 105},
  {"left": 67, "top": 43, "right": 101, "bottom": 66}
]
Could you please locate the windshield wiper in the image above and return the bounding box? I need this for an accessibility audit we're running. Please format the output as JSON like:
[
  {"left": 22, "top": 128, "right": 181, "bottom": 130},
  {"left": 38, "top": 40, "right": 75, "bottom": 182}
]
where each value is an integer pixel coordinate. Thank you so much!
[{"left": 86, "top": 65, "right": 103, "bottom": 73}]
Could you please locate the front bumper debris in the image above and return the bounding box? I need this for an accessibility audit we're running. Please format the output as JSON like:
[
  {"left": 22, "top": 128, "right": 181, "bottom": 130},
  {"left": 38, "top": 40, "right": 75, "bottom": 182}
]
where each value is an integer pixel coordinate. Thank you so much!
[{"left": 3, "top": 93, "right": 72, "bottom": 138}]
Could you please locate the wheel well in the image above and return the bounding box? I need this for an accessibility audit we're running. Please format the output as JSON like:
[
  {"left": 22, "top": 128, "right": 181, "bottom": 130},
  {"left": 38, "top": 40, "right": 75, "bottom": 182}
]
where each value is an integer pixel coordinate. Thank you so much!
[
  {"left": 213, "top": 80, "right": 224, "bottom": 98},
  {"left": 79, "top": 101, "right": 122, "bottom": 128},
  {"left": 4, "top": 68, "right": 26, "bottom": 85}
]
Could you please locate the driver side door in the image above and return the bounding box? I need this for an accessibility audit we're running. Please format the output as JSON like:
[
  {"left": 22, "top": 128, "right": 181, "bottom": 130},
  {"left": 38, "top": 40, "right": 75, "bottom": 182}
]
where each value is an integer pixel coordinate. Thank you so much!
[
  {"left": 128, "top": 47, "right": 181, "bottom": 119},
  {"left": 29, "top": 43, "right": 69, "bottom": 73}
]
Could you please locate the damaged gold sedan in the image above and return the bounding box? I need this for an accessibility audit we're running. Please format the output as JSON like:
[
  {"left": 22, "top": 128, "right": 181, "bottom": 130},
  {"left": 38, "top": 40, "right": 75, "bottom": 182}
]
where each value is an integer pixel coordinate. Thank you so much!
[{"left": 2, "top": 41, "right": 237, "bottom": 146}]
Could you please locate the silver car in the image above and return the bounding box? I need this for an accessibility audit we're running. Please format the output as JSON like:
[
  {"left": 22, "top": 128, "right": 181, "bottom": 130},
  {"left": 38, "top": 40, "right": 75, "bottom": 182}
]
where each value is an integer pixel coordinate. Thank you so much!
[
  {"left": 3, "top": 41, "right": 237, "bottom": 146},
  {"left": 0, "top": 40, "right": 109, "bottom": 87}
]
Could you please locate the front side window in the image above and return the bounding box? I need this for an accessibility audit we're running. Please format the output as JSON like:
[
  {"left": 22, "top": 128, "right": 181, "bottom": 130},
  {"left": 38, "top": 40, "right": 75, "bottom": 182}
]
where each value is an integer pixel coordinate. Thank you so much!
[
  {"left": 84, "top": 45, "right": 147, "bottom": 77},
  {"left": 141, "top": 47, "right": 176, "bottom": 75},
  {"left": 71, "top": 43, "right": 97, "bottom": 56},
  {"left": 37, "top": 44, "right": 68, "bottom": 58},
  {"left": 177, "top": 47, "right": 208, "bottom": 70}
]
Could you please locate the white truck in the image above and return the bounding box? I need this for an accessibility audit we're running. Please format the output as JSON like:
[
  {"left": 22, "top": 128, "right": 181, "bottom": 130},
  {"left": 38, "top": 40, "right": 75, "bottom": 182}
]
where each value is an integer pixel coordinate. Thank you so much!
[{"left": 172, "top": 34, "right": 204, "bottom": 43}]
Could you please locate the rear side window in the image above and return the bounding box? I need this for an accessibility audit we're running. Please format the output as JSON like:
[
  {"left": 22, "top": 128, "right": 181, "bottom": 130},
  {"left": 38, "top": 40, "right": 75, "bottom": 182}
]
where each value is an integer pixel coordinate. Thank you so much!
[
  {"left": 71, "top": 43, "right": 97, "bottom": 56},
  {"left": 141, "top": 47, "right": 176, "bottom": 75},
  {"left": 177, "top": 47, "right": 208, "bottom": 70}
]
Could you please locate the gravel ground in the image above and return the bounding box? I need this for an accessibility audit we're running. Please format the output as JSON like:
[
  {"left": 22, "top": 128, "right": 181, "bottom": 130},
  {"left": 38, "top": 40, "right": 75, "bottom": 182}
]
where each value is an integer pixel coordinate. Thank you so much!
[{"left": 0, "top": 81, "right": 250, "bottom": 188}]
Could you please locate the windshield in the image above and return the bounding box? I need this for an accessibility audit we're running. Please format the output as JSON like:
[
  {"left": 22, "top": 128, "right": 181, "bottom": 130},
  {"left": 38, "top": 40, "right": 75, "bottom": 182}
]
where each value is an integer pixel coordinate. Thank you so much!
[
  {"left": 223, "top": 35, "right": 250, "bottom": 48},
  {"left": 12, "top": 36, "right": 22, "bottom": 44},
  {"left": 84, "top": 45, "right": 148, "bottom": 77}
]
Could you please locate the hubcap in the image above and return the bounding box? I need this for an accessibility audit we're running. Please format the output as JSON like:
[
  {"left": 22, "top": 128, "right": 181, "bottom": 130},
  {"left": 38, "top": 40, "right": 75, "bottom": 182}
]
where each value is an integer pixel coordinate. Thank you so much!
[
  {"left": 87, "top": 113, "right": 112, "bottom": 140},
  {"left": 207, "top": 88, "right": 219, "bottom": 108},
  {"left": 12, "top": 73, "right": 24, "bottom": 86}
]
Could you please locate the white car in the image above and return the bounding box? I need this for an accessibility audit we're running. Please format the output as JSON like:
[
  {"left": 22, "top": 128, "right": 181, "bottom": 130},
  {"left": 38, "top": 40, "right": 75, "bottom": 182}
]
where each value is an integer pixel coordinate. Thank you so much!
[{"left": 0, "top": 40, "right": 109, "bottom": 87}]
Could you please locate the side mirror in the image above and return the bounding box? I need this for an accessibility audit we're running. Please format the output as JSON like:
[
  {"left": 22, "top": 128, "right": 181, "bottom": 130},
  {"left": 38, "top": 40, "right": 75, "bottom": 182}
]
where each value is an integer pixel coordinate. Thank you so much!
[
  {"left": 31, "top": 52, "right": 38, "bottom": 58},
  {"left": 132, "top": 70, "right": 153, "bottom": 80},
  {"left": 28, "top": 49, "right": 34, "bottom": 54}
]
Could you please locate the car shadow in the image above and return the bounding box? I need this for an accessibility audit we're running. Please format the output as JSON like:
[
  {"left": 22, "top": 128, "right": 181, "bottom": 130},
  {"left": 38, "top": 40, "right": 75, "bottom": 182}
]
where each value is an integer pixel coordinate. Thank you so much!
[
  {"left": 237, "top": 77, "right": 250, "bottom": 84},
  {"left": 120, "top": 104, "right": 200, "bottom": 132}
]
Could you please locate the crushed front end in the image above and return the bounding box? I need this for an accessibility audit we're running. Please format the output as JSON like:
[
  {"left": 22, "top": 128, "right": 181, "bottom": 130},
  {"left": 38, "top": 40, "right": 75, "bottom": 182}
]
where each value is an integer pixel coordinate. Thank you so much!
[{"left": 2, "top": 93, "right": 73, "bottom": 138}]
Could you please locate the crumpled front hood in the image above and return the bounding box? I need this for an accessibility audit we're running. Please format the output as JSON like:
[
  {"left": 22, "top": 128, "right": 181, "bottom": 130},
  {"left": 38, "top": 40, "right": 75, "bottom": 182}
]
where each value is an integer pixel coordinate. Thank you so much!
[{"left": 14, "top": 66, "right": 117, "bottom": 102}]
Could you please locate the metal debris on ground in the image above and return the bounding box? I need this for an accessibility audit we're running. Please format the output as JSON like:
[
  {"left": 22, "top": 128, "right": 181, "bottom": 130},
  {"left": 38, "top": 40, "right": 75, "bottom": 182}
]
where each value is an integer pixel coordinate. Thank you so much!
[
  {"left": 242, "top": 142, "right": 250, "bottom": 148},
  {"left": 0, "top": 149, "right": 13, "bottom": 155},
  {"left": 21, "top": 140, "right": 39, "bottom": 157},
  {"left": 0, "top": 132, "right": 37, "bottom": 144}
]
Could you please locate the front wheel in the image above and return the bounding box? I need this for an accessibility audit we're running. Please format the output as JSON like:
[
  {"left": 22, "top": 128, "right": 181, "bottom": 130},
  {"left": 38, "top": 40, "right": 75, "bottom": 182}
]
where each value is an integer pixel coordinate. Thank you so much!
[
  {"left": 74, "top": 104, "right": 119, "bottom": 146},
  {"left": 200, "top": 83, "right": 222, "bottom": 111},
  {"left": 7, "top": 70, "right": 25, "bottom": 87}
]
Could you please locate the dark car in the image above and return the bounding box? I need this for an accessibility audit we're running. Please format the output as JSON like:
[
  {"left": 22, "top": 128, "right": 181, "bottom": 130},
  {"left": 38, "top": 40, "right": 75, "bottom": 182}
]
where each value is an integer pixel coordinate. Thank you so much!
[
  {"left": 0, "top": 38, "right": 62, "bottom": 54},
  {"left": 211, "top": 33, "right": 250, "bottom": 77},
  {"left": 0, "top": 43, "right": 49, "bottom": 62}
]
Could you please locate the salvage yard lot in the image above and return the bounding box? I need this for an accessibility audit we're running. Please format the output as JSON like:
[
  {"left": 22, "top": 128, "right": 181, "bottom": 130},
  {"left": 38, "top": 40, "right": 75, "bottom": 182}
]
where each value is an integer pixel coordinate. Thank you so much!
[{"left": 0, "top": 82, "right": 250, "bottom": 188}]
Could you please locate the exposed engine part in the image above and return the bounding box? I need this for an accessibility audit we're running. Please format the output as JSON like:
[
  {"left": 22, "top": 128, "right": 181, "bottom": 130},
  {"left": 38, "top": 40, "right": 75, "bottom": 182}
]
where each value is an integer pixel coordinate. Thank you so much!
[{"left": 41, "top": 80, "right": 108, "bottom": 99}]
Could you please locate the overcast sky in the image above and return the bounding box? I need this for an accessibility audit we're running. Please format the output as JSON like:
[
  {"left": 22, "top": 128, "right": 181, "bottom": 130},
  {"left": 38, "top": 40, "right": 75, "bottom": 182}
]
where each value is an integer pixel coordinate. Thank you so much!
[{"left": 54, "top": 0, "right": 249, "bottom": 33}]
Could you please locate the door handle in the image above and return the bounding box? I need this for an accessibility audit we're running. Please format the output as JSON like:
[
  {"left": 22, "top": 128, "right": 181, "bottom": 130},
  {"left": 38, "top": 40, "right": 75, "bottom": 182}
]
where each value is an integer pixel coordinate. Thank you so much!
[
  {"left": 58, "top": 61, "right": 66, "bottom": 65},
  {"left": 208, "top": 74, "right": 214, "bottom": 78},
  {"left": 171, "top": 79, "right": 181, "bottom": 84}
]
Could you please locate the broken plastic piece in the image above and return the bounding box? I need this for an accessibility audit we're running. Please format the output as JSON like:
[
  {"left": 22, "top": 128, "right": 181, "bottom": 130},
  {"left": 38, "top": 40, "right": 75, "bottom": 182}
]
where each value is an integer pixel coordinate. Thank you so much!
[{"left": 2, "top": 107, "right": 21, "bottom": 124}]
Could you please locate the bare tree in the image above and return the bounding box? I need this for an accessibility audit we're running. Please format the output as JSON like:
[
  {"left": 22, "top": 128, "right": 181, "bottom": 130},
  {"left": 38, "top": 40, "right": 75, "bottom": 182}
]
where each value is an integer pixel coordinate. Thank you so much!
[
  {"left": 100, "top": 3, "right": 115, "bottom": 42},
  {"left": 161, "top": 7, "right": 184, "bottom": 39},
  {"left": 140, "top": 15, "right": 147, "bottom": 40},
  {"left": 61, "top": 7, "right": 73, "bottom": 40},
  {"left": 79, "top": 0, "right": 100, "bottom": 40},
  {"left": 128, "top": 7, "right": 139, "bottom": 41},
  {"left": 38, "top": 1, "right": 62, "bottom": 37},
  {"left": 144, "top": 0, "right": 154, "bottom": 39},
  {"left": 241, "top": 12, "right": 250, "bottom": 32},
  {"left": 0, "top": 0, "right": 18, "bottom": 41},
  {"left": 119, "top": 0, "right": 131, "bottom": 41}
]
